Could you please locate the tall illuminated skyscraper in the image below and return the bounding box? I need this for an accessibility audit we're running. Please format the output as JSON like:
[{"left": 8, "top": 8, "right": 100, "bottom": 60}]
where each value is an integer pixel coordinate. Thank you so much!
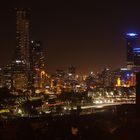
[
  {"left": 133, "top": 48, "right": 140, "bottom": 66},
  {"left": 30, "top": 40, "right": 46, "bottom": 88},
  {"left": 14, "top": 8, "right": 30, "bottom": 64},
  {"left": 12, "top": 8, "right": 30, "bottom": 91},
  {"left": 126, "top": 33, "right": 138, "bottom": 70},
  {"left": 30, "top": 40, "right": 45, "bottom": 71}
]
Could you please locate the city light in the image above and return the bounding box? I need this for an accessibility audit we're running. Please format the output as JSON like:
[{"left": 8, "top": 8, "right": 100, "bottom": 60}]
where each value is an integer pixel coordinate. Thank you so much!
[
  {"left": 15, "top": 60, "right": 22, "bottom": 63},
  {"left": 0, "top": 8, "right": 137, "bottom": 123},
  {"left": 0, "top": 4, "right": 140, "bottom": 140},
  {"left": 127, "top": 33, "right": 137, "bottom": 36},
  {"left": 133, "top": 48, "right": 140, "bottom": 53}
]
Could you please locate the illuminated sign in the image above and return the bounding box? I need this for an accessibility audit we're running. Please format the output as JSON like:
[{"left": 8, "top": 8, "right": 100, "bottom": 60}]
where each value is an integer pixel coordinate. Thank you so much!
[
  {"left": 133, "top": 48, "right": 140, "bottom": 51},
  {"left": 126, "top": 33, "right": 137, "bottom": 37},
  {"left": 133, "top": 48, "right": 140, "bottom": 53}
]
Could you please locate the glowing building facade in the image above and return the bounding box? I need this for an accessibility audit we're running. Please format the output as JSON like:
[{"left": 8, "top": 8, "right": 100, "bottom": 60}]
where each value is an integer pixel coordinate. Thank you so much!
[
  {"left": 12, "top": 8, "right": 30, "bottom": 91},
  {"left": 114, "top": 68, "right": 136, "bottom": 87},
  {"left": 30, "top": 40, "right": 47, "bottom": 90},
  {"left": 126, "top": 33, "right": 140, "bottom": 70}
]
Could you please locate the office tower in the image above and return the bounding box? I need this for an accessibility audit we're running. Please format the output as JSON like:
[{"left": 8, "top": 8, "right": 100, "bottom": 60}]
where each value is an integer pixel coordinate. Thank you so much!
[
  {"left": 13, "top": 8, "right": 30, "bottom": 66},
  {"left": 30, "top": 40, "right": 46, "bottom": 89},
  {"left": 67, "top": 65, "right": 76, "bottom": 80},
  {"left": 126, "top": 33, "right": 138, "bottom": 70},
  {"left": 12, "top": 8, "right": 30, "bottom": 91},
  {"left": 68, "top": 65, "right": 76, "bottom": 75},
  {"left": 100, "top": 68, "right": 113, "bottom": 87},
  {"left": 133, "top": 48, "right": 140, "bottom": 67},
  {"left": 30, "top": 40, "right": 45, "bottom": 71}
]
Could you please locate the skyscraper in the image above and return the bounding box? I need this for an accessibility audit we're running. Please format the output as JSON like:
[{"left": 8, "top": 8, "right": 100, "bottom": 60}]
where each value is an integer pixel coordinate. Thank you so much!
[
  {"left": 67, "top": 65, "right": 76, "bottom": 80},
  {"left": 126, "top": 33, "right": 138, "bottom": 70},
  {"left": 12, "top": 8, "right": 30, "bottom": 91},
  {"left": 133, "top": 48, "right": 140, "bottom": 66},
  {"left": 30, "top": 40, "right": 45, "bottom": 71},
  {"left": 14, "top": 8, "right": 30, "bottom": 65},
  {"left": 30, "top": 40, "right": 46, "bottom": 89},
  {"left": 100, "top": 68, "right": 113, "bottom": 87}
]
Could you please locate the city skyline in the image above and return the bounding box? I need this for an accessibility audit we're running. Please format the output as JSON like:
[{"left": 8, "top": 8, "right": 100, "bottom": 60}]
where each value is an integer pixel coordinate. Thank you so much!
[
  {"left": 1, "top": 1, "right": 140, "bottom": 74},
  {"left": 0, "top": 3, "right": 139, "bottom": 139}
]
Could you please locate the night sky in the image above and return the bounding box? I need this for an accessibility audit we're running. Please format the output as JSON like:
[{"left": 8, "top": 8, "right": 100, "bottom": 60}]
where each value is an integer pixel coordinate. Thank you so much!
[{"left": 0, "top": 1, "right": 140, "bottom": 74}]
